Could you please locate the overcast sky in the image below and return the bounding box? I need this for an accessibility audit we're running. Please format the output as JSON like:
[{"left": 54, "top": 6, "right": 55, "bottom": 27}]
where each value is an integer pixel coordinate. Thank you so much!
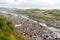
[{"left": 0, "top": 0, "right": 60, "bottom": 9}]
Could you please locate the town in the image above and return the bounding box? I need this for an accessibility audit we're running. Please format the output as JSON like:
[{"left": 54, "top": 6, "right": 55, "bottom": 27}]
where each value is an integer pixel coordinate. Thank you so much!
[{"left": 0, "top": 11, "right": 60, "bottom": 40}]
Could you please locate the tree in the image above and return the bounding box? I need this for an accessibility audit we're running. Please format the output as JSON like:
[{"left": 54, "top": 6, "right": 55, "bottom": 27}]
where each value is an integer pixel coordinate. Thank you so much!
[{"left": 0, "top": 15, "right": 25, "bottom": 40}]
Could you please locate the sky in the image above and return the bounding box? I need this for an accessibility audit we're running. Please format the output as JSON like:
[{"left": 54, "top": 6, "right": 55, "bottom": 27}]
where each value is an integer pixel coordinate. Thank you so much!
[{"left": 0, "top": 0, "right": 60, "bottom": 9}]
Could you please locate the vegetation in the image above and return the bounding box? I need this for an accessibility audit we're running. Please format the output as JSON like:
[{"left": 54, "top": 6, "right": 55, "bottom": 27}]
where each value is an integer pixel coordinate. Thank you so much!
[{"left": 0, "top": 15, "right": 28, "bottom": 40}]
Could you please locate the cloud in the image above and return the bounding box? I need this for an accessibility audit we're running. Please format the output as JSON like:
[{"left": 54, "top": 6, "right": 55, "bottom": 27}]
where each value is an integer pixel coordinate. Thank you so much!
[{"left": 0, "top": 0, "right": 60, "bottom": 9}]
